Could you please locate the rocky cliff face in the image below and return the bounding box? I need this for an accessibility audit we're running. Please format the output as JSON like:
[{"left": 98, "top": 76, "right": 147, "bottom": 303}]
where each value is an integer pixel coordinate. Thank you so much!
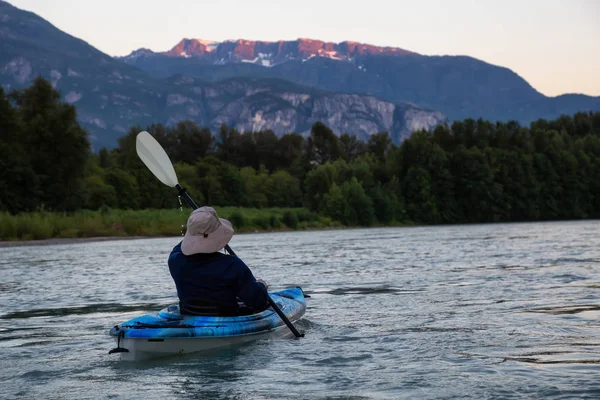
[{"left": 162, "top": 77, "right": 447, "bottom": 143}]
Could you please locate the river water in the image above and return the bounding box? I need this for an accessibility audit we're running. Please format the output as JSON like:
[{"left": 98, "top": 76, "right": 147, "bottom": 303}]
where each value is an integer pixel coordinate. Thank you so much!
[{"left": 1, "top": 221, "right": 599, "bottom": 399}]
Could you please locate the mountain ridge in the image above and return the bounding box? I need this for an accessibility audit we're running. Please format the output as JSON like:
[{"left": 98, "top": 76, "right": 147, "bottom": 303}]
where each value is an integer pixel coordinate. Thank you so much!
[
  {"left": 121, "top": 37, "right": 600, "bottom": 123},
  {"left": 122, "top": 36, "right": 597, "bottom": 98},
  {"left": 122, "top": 38, "right": 418, "bottom": 67}
]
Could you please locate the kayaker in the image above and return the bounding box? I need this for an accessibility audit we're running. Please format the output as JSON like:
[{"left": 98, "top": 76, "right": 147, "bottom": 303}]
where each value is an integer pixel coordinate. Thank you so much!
[{"left": 168, "top": 206, "right": 270, "bottom": 316}]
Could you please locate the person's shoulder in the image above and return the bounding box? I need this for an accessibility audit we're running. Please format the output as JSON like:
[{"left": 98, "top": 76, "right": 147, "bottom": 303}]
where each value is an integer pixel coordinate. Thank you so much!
[
  {"left": 170, "top": 241, "right": 183, "bottom": 252},
  {"left": 219, "top": 253, "right": 240, "bottom": 262},
  {"left": 168, "top": 242, "right": 184, "bottom": 262},
  {"left": 222, "top": 254, "right": 249, "bottom": 269}
]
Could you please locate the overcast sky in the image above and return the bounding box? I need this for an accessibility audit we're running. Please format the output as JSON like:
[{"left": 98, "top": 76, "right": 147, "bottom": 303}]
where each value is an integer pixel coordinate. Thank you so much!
[{"left": 7, "top": 0, "right": 600, "bottom": 96}]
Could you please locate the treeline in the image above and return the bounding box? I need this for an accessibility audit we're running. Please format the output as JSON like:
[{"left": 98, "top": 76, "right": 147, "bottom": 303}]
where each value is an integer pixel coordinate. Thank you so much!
[{"left": 1, "top": 78, "right": 599, "bottom": 226}]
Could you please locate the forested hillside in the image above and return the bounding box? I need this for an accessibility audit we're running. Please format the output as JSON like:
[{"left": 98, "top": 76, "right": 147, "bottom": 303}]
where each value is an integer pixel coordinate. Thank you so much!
[{"left": 1, "top": 78, "right": 599, "bottom": 228}]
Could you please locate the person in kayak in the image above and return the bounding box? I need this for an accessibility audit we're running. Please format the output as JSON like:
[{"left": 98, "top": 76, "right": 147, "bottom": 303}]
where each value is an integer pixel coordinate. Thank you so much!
[{"left": 168, "top": 206, "right": 270, "bottom": 316}]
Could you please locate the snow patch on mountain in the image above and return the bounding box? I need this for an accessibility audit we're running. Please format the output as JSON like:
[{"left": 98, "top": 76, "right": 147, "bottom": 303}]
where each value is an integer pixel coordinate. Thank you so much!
[
  {"left": 2, "top": 57, "right": 32, "bottom": 84},
  {"left": 167, "top": 93, "right": 193, "bottom": 106},
  {"left": 197, "top": 40, "right": 218, "bottom": 51},
  {"left": 65, "top": 91, "right": 82, "bottom": 103},
  {"left": 50, "top": 69, "right": 61, "bottom": 87}
]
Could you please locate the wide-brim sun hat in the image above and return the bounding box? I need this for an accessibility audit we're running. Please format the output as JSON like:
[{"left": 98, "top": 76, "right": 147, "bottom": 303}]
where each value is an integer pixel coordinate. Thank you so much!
[{"left": 181, "top": 206, "right": 234, "bottom": 255}]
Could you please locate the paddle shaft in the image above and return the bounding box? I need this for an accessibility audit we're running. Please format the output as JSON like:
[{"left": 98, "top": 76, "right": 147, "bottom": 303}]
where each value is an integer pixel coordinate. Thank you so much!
[{"left": 175, "top": 184, "right": 304, "bottom": 338}]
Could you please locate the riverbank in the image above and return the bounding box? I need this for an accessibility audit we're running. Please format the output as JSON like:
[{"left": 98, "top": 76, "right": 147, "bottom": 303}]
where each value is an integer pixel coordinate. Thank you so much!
[
  {"left": 0, "top": 226, "right": 351, "bottom": 247},
  {"left": 0, "top": 235, "right": 151, "bottom": 247},
  {"left": 0, "top": 207, "right": 347, "bottom": 243}
]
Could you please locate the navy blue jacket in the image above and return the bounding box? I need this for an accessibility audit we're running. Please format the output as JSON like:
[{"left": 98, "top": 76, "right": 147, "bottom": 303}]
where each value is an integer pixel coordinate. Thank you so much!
[{"left": 168, "top": 242, "right": 268, "bottom": 315}]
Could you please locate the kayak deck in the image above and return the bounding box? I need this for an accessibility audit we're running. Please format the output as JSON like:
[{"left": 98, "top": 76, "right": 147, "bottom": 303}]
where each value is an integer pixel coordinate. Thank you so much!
[{"left": 109, "top": 287, "right": 306, "bottom": 361}]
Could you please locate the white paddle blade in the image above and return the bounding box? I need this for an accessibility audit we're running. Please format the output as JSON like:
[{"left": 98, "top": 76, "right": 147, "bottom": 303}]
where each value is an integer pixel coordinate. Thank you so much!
[{"left": 136, "top": 131, "right": 179, "bottom": 187}]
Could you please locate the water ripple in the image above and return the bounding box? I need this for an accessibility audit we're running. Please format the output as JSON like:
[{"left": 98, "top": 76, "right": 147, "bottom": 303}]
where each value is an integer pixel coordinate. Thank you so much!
[
  {"left": 0, "top": 303, "right": 166, "bottom": 319},
  {"left": 527, "top": 305, "right": 600, "bottom": 315}
]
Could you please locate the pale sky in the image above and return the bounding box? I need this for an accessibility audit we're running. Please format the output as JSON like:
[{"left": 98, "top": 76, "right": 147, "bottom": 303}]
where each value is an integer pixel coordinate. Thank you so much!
[{"left": 7, "top": 0, "right": 600, "bottom": 96}]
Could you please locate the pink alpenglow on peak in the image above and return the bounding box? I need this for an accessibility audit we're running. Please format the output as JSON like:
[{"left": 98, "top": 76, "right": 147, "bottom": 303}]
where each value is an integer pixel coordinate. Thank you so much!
[{"left": 123, "top": 38, "right": 418, "bottom": 66}]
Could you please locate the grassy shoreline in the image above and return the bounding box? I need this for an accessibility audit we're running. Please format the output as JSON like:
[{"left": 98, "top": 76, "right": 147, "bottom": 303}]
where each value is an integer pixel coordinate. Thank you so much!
[{"left": 0, "top": 207, "right": 346, "bottom": 242}]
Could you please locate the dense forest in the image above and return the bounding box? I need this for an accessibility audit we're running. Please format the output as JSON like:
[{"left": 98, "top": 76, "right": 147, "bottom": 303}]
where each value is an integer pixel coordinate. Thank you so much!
[{"left": 1, "top": 78, "right": 599, "bottom": 228}]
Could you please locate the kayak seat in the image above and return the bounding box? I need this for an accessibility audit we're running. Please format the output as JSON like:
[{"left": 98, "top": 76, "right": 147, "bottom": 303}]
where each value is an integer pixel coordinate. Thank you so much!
[
  {"left": 179, "top": 299, "right": 238, "bottom": 316},
  {"left": 236, "top": 303, "right": 257, "bottom": 316}
]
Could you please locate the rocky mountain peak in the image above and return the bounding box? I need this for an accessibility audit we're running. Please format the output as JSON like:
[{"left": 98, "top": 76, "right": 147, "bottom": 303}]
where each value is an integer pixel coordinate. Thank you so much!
[
  {"left": 123, "top": 38, "right": 418, "bottom": 66},
  {"left": 125, "top": 47, "right": 157, "bottom": 59},
  {"left": 164, "top": 38, "right": 218, "bottom": 57}
]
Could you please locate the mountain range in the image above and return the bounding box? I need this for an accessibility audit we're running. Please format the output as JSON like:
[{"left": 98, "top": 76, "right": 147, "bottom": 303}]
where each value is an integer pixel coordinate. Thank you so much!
[
  {"left": 1, "top": 0, "right": 598, "bottom": 150},
  {"left": 123, "top": 38, "right": 600, "bottom": 124}
]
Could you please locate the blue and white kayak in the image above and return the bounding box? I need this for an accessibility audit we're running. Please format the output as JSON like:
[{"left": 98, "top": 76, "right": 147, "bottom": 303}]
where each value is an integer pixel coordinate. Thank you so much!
[{"left": 109, "top": 287, "right": 306, "bottom": 361}]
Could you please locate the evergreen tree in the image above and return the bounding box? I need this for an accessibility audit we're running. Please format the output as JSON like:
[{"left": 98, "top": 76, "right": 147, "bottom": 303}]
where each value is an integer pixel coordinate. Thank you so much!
[
  {"left": 10, "top": 78, "right": 90, "bottom": 211},
  {"left": 367, "top": 132, "right": 392, "bottom": 161},
  {"left": 402, "top": 166, "right": 438, "bottom": 223},
  {"left": 339, "top": 133, "right": 367, "bottom": 161},
  {"left": 341, "top": 177, "right": 375, "bottom": 226},
  {"left": 0, "top": 87, "right": 38, "bottom": 213},
  {"left": 308, "top": 121, "right": 342, "bottom": 165},
  {"left": 267, "top": 170, "right": 302, "bottom": 207}
]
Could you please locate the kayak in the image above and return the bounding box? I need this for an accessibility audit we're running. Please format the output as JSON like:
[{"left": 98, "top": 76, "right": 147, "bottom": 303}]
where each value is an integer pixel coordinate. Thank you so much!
[{"left": 108, "top": 287, "right": 306, "bottom": 361}]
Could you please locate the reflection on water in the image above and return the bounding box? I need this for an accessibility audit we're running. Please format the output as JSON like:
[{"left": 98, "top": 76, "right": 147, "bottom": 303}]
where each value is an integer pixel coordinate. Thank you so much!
[{"left": 1, "top": 220, "right": 600, "bottom": 399}]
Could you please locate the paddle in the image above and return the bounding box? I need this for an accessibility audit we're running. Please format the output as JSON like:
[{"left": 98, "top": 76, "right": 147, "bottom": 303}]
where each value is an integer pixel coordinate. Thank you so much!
[{"left": 135, "top": 131, "right": 304, "bottom": 338}]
